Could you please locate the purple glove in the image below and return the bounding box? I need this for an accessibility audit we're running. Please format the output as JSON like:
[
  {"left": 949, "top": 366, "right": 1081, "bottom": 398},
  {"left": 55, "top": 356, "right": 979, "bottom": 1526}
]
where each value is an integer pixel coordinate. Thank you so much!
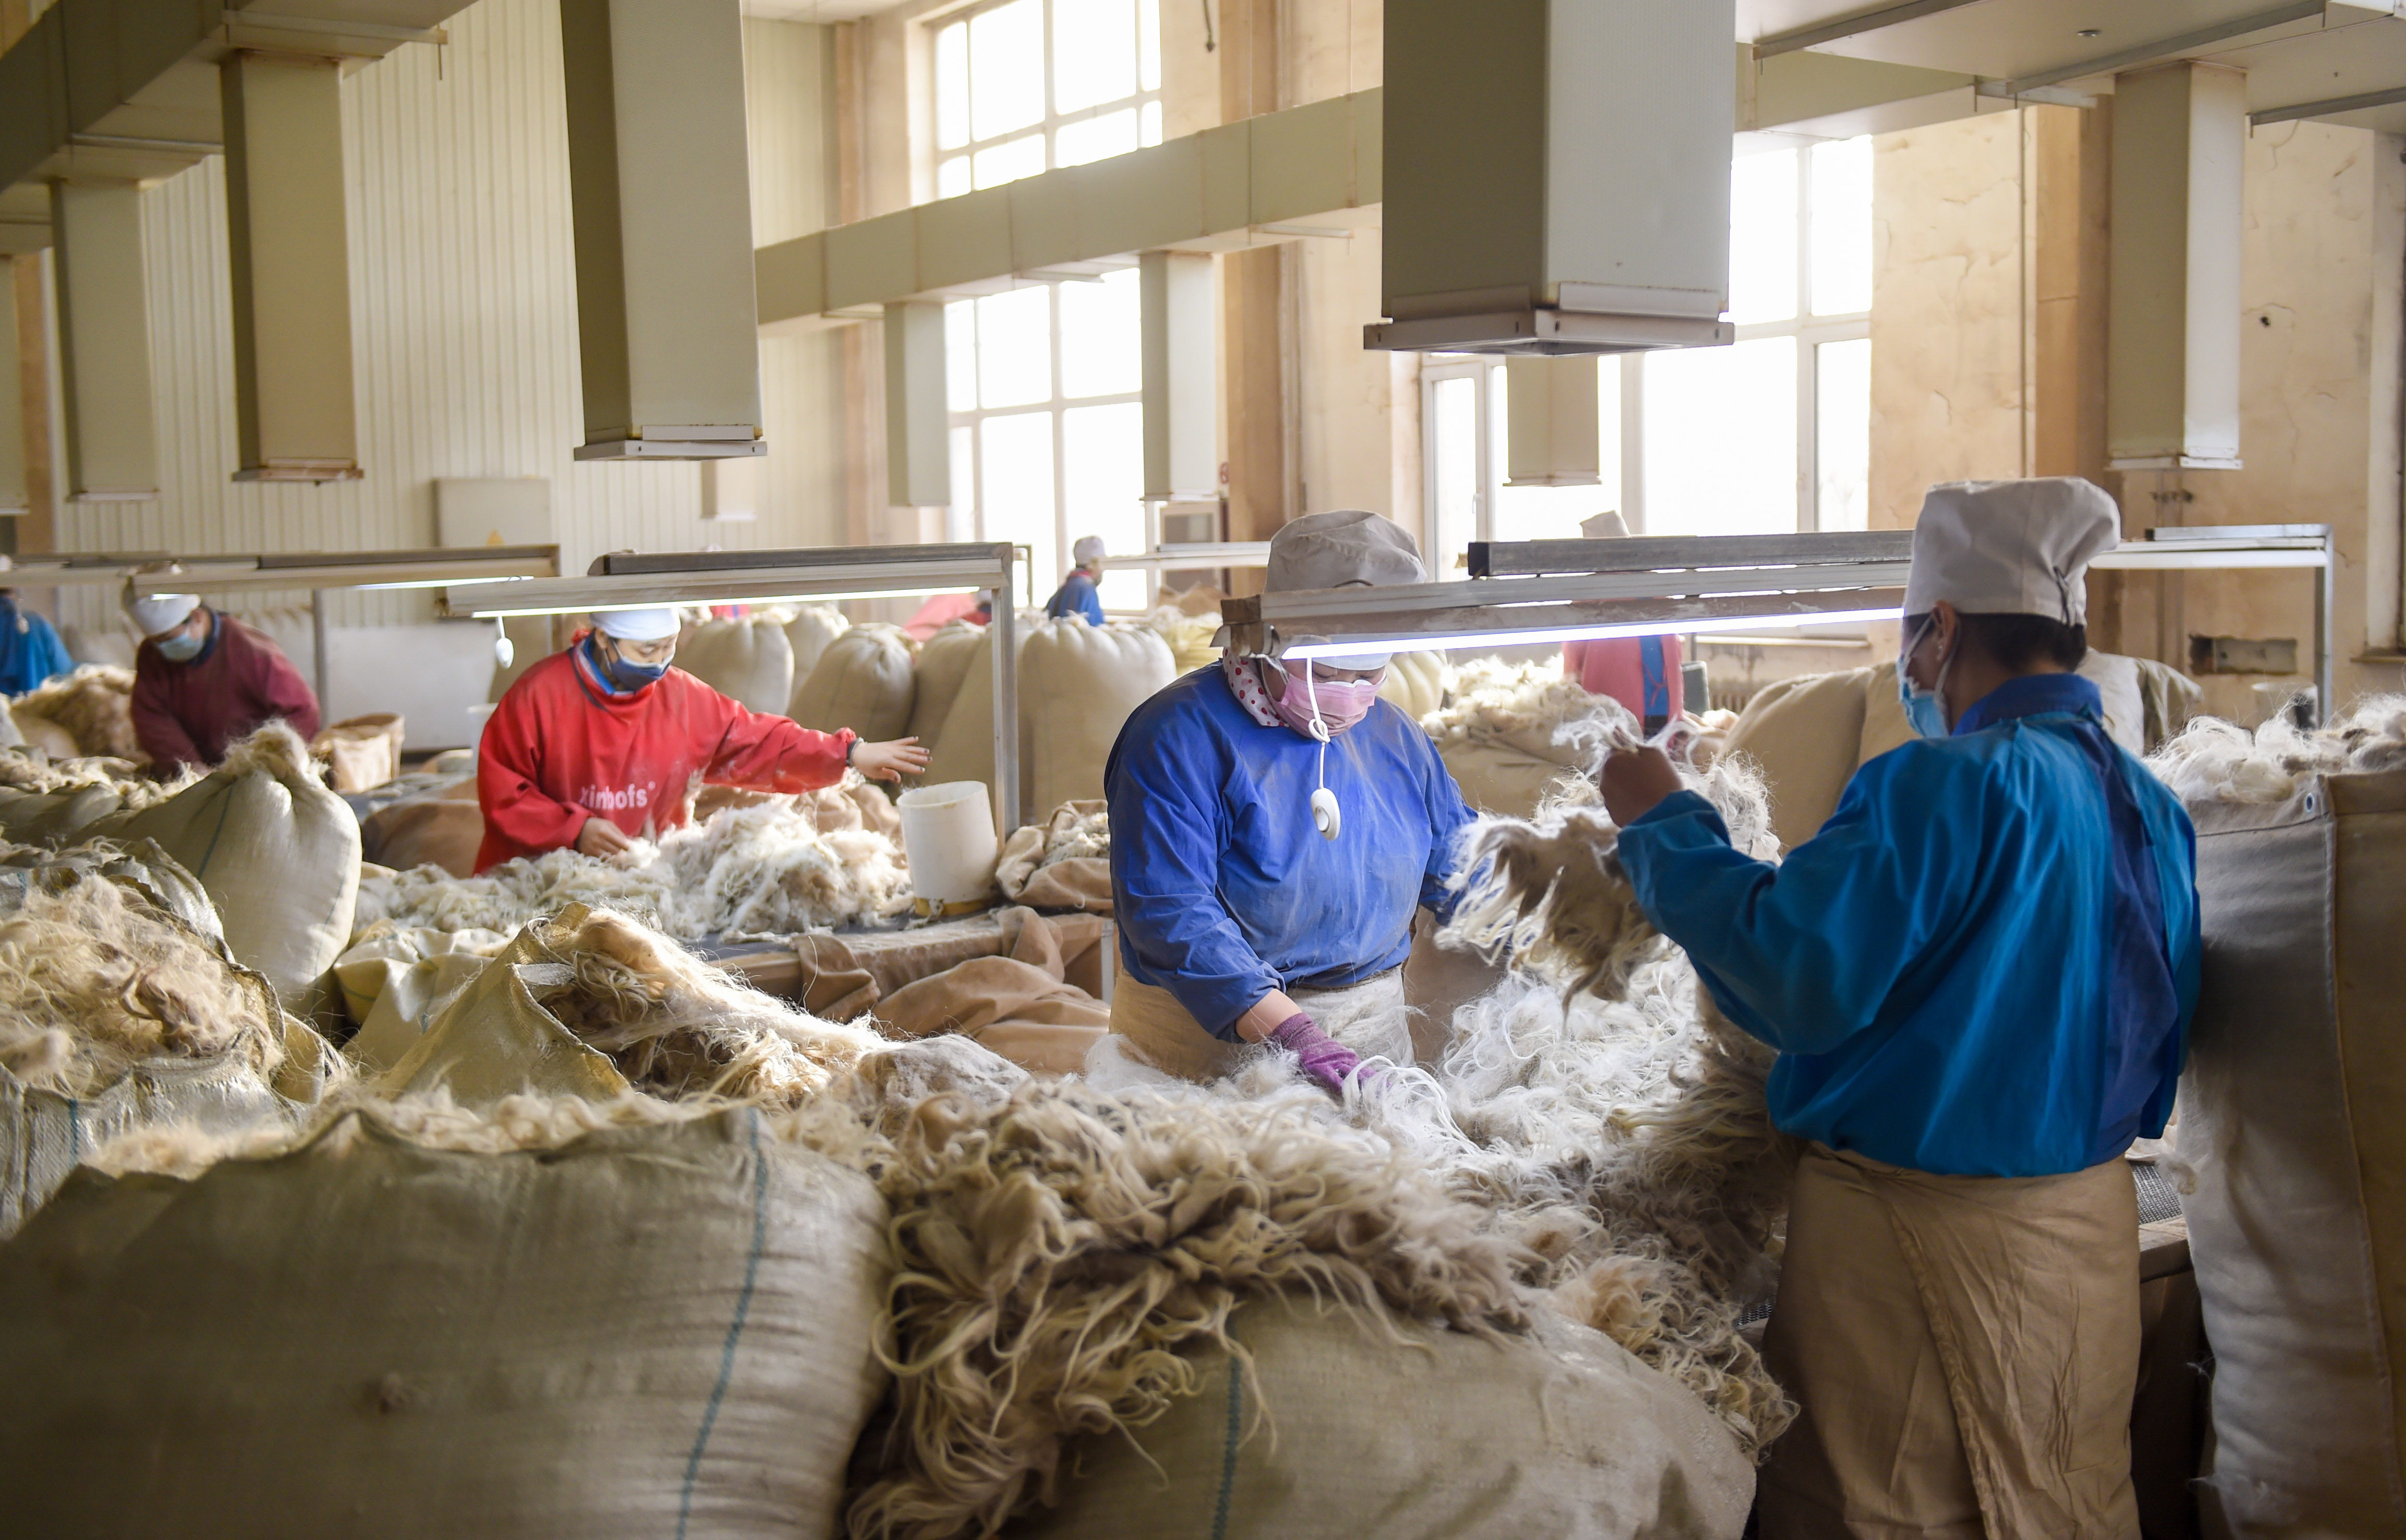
[{"left": 1269, "top": 1012, "right": 1364, "bottom": 1096}]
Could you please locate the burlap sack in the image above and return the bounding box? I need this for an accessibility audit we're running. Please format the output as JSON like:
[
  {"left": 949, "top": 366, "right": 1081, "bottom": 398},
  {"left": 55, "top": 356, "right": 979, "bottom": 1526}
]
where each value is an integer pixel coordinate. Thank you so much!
[
  {"left": 2181, "top": 767, "right": 2406, "bottom": 1537},
  {"left": 875, "top": 907, "right": 1109, "bottom": 1073},
  {"left": 924, "top": 619, "right": 1033, "bottom": 795},
  {"left": 371, "top": 911, "right": 632, "bottom": 1104},
  {"left": 784, "top": 603, "right": 851, "bottom": 685},
  {"left": 1722, "top": 666, "right": 1875, "bottom": 850},
  {"left": 1010, "top": 1300, "right": 1753, "bottom": 1539},
  {"left": 790, "top": 622, "right": 916, "bottom": 742},
  {"left": 1378, "top": 650, "right": 1447, "bottom": 720},
  {"left": 89, "top": 729, "right": 360, "bottom": 1003},
  {"left": 680, "top": 615, "right": 796, "bottom": 715},
  {"left": 0, "top": 1109, "right": 892, "bottom": 1540},
  {"left": 0, "top": 781, "right": 129, "bottom": 842},
  {"left": 360, "top": 777, "right": 483, "bottom": 877},
  {"left": 312, "top": 712, "right": 406, "bottom": 793},
  {"left": 334, "top": 924, "right": 512, "bottom": 1073},
  {"left": 908, "top": 620, "right": 989, "bottom": 747},
  {"left": 1020, "top": 622, "right": 1174, "bottom": 820},
  {"left": 11, "top": 708, "right": 77, "bottom": 759},
  {"left": 1439, "top": 733, "right": 1586, "bottom": 819},
  {"left": 994, "top": 800, "right": 1112, "bottom": 913}
]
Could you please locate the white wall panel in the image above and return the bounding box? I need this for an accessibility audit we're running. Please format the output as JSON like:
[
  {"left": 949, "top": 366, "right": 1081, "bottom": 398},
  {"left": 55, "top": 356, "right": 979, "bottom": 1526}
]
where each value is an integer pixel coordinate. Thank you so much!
[{"left": 56, "top": 0, "right": 857, "bottom": 634}]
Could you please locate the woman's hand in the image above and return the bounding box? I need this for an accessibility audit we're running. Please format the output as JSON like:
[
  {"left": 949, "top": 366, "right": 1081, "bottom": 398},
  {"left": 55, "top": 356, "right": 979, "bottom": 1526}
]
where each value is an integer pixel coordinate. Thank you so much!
[
  {"left": 576, "top": 816, "right": 638, "bottom": 858},
  {"left": 852, "top": 737, "right": 932, "bottom": 783},
  {"left": 1600, "top": 745, "right": 1684, "bottom": 827}
]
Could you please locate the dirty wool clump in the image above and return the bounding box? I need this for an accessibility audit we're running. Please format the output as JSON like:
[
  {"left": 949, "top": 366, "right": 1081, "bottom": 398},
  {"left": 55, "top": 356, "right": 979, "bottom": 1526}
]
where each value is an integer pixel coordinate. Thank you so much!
[
  {"left": 0, "top": 748, "right": 190, "bottom": 809},
  {"left": 14, "top": 665, "right": 143, "bottom": 761},
  {"left": 2148, "top": 696, "right": 2406, "bottom": 804},
  {"left": 845, "top": 1077, "right": 1531, "bottom": 1540},
  {"left": 527, "top": 905, "right": 888, "bottom": 1105},
  {"left": 1419, "top": 656, "right": 1622, "bottom": 753},
  {"left": 0, "top": 850, "right": 286, "bottom": 1096},
  {"left": 356, "top": 798, "right": 913, "bottom": 941}
]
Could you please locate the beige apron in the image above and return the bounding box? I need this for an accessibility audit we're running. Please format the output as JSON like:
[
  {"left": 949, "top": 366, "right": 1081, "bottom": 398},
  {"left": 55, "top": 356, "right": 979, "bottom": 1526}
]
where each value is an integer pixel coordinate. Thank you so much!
[
  {"left": 1758, "top": 1144, "right": 2143, "bottom": 1540},
  {"left": 1108, "top": 970, "right": 1410, "bottom": 1084}
]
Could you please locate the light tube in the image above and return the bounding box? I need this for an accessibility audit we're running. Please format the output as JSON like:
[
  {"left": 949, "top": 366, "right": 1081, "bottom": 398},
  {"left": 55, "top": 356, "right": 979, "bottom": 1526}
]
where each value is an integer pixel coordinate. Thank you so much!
[
  {"left": 1278, "top": 606, "right": 1903, "bottom": 660},
  {"left": 466, "top": 584, "right": 993, "bottom": 619}
]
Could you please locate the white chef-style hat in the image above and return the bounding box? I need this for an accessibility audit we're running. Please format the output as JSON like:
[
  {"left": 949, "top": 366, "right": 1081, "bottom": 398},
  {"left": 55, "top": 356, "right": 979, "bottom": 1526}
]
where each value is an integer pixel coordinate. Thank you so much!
[
  {"left": 1264, "top": 510, "right": 1427, "bottom": 670},
  {"left": 590, "top": 606, "right": 681, "bottom": 642},
  {"left": 1904, "top": 478, "right": 2120, "bottom": 626},
  {"left": 121, "top": 583, "right": 201, "bottom": 639},
  {"left": 1071, "top": 535, "right": 1107, "bottom": 565}
]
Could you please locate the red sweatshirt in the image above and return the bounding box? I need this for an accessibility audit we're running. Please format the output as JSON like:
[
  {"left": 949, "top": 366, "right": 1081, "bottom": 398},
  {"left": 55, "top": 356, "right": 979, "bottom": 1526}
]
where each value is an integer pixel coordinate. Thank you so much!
[
  {"left": 474, "top": 635, "right": 855, "bottom": 873},
  {"left": 131, "top": 612, "right": 322, "bottom": 771}
]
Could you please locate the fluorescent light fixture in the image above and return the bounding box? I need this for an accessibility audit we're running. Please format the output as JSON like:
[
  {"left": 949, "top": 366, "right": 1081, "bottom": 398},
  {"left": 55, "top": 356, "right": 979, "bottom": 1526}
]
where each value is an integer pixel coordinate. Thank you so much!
[
  {"left": 359, "top": 574, "right": 540, "bottom": 592},
  {"left": 1279, "top": 606, "right": 1903, "bottom": 659},
  {"left": 464, "top": 584, "right": 989, "bottom": 619}
]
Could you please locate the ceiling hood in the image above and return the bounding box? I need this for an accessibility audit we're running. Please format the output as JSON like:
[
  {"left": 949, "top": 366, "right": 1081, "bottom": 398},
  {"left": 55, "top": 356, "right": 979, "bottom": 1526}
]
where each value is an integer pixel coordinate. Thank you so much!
[{"left": 1369, "top": 0, "right": 1738, "bottom": 356}]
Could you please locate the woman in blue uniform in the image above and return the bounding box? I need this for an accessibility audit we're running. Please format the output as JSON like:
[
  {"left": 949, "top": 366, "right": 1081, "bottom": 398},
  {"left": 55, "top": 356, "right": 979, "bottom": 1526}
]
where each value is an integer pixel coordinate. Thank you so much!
[
  {"left": 1105, "top": 510, "right": 1470, "bottom": 1092},
  {"left": 1601, "top": 478, "right": 2200, "bottom": 1538}
]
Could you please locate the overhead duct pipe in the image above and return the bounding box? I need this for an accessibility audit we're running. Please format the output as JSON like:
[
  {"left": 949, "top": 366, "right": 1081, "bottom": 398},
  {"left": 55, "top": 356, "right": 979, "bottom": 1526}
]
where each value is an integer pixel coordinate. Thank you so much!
[
  {"left": 0, "top": 258, "right": 22, "bottom": 515},
  {"left": 559, "top": 0, "right": 766, "bottom": 462},
  {"left": 1370, "top": 0, "right": 1737, "bottom": 356},
  {"left": 49, "top": 182, "right": 157, "bottom": 503},
  {"left": 1141, "top": 250, "right": 1215, "bottom": 503}
]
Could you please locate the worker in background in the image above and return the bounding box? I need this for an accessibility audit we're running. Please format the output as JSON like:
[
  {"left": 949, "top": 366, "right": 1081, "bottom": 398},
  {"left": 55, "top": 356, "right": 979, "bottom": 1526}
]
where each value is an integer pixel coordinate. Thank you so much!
[
  {"left": 123, "top": 585, "right": 321, "bottom": 772},
  {"left": 0, "top": 559, "right": 74, "bottom": 696},
  {"left": 1561, "top": 512, "right": 1683, "bottom": 734},
  {"left": 1043, "top": 536, "right": 1108, "bottom": 626},
  {"left": 1105, "top": 510, "right": 1472, "bottom": 1093},
  {"left": 1599, "top": 479, "right": 2198, "bottom": 1538},
  {"left": 476, "top": 606, "right": 930, "bottom": 873}
]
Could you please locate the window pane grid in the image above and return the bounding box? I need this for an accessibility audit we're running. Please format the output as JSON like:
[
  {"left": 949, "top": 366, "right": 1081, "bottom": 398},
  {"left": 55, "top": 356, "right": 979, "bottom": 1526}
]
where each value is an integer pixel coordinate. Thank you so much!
[{"left": 932, "top": 0, "right": 1162, "bottom": 199}]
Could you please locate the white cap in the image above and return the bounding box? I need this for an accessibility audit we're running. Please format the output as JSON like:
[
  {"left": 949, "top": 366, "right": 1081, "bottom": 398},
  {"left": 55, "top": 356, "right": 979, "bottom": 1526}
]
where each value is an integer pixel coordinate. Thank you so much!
[
  {"left": 1580, "top": 510, "right": 1631, "bottom": 539},
  {"left": 1904, "top": 478, "right": 2120, "bottom": 626},
  {"left": 122, "top": 584, "right": 200, "bottom": 639},
  {"left": 1072, "top": 535, "right": 1107, "bottom": 565},
  {"left": 1267, "top": 511, "right": 1424, "bottom": 670},
  {"left": 591, "top": 606, "right": 680, "bottom": 642}
]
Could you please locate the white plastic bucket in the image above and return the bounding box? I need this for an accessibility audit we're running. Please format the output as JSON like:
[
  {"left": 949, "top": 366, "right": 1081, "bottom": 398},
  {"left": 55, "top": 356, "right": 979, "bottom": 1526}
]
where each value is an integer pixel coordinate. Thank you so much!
[{"left": 896, "top": 781, "right": 1001, "bottom": 909}]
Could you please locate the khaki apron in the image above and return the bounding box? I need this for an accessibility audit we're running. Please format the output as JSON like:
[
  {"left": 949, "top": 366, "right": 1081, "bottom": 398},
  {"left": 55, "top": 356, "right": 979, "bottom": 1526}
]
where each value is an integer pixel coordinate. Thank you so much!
[
  {"left": 1758, "top": 1144, "right": 2143, "bottom": 1540},
  {"left": 1108, "top": 970, "right": 1410, "bottom": 1084}
]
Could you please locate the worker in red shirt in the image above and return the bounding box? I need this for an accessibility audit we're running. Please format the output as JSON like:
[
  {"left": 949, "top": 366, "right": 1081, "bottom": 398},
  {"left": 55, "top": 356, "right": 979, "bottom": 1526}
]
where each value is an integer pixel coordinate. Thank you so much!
[
  {"left": 474, "top": 606, "right": 930, "bottom": 873},
  {"left": 124, "top": 586, "right": 322, "bottom": 771}
]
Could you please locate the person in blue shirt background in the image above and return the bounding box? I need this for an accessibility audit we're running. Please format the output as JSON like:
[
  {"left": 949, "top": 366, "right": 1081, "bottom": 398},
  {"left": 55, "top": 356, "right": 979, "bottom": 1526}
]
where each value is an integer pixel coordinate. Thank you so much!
[
  {"left": 0, "top": 559, "right": 76, "bottom": 697},
  {"left": 1043, "top": 536, "right": 1108, "bottom": 627},
  {"left": 1106, "top": 510, "right": 1470, "bottom": 1093},
  {"left": 1601, "top": 478, "right": 2198, "bottom": 1538}
]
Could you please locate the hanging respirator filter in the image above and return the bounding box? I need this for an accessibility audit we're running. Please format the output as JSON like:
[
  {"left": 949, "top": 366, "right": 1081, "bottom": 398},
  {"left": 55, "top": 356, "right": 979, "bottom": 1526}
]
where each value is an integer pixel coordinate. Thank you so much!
[{"left": 1309, "top": 683, "right": 1341, "bottom": 841}]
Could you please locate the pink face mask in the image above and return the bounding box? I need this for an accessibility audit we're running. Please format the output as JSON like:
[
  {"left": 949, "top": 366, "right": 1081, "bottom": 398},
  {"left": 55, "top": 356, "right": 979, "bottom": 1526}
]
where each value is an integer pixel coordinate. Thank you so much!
[{"left": 1270, "top": 659, "right": 1384, "bottom": 740}]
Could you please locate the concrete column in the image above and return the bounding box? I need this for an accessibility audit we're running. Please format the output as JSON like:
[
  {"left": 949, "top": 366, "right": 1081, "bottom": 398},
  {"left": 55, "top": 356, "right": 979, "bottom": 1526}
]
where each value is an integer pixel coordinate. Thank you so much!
[
  {"left": 0, "top": 258, "right": 22, "bottom": 515},
  {"left": 1141, "top": 250, "right": 1215, "bottom": 502},
  {"left": 882, "top": 299, "right": 948, "bottom": 508},
  {"left": 49, "top": 182, "right": 157, "bottom": 503},
  {"left": 221, "top": 51, "right": 360, "bottom": 483},
  {"left": 1503, "top": 356, "right": 1600, "bottom": 487},
  {"left": 559, "top": 0, "right": 765, "bottom": 461},
  {"left": 2108, "top": 62, "right": 2245, "bottom": 470}
]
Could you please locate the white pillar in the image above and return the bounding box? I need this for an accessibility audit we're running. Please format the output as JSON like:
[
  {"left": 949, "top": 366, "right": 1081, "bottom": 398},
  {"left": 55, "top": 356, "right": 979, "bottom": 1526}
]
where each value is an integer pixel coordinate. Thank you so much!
[
  {"left": 1141, "top": 250, "right": 1215, "bottom": 501},
  {"left": 50, "top": 183, "right": 157, "bottom": 502},
  {"left": 883, "top": 300, "right": 949, "bottom": 508}
]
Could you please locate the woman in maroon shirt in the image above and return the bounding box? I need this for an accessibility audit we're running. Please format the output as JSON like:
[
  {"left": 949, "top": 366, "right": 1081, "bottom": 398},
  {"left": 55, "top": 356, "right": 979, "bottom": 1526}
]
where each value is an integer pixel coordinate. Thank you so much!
[{"left": 123, "top": 587, "right": 321, "bottom": 771}]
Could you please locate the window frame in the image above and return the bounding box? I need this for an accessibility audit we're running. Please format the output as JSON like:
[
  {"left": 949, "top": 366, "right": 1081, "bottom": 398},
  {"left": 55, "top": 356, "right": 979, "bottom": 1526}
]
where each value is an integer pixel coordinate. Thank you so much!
[{"left": 928, "top": 0, "right": 1164, "bottom": 200}]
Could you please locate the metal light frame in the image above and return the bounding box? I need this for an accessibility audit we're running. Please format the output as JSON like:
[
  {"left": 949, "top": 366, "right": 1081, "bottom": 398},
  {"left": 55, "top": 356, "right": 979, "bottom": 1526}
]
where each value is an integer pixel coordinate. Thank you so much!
[{"left": 444, "top": 543, "right": 1025, "bottom": 835}]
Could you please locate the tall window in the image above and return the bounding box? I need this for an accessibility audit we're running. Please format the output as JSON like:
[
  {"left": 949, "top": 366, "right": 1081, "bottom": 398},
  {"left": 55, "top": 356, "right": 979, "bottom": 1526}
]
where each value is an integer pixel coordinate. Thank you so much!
[
  {"left": 934, "top": 0, "right": 1159, "bottom": 611},
  {"left": 933, "top": 0, "right": 1164, "bottom": 198},
  {"left": 1422, "top": 137, "right": 1874, "bottom": 552}
]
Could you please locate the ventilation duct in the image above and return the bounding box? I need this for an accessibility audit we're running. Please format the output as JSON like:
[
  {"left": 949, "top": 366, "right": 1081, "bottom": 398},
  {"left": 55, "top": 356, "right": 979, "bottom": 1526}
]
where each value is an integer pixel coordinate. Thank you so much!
[{"left": 1370, "top": 0, "right": 1737, "bottom": 356}]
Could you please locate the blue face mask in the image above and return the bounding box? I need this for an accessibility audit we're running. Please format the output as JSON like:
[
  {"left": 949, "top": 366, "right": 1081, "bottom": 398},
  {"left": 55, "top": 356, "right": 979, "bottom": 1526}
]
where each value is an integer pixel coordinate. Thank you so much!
[
  {"left": 593, "top": 634, "right": 669, "bottom": 692},
  {"left": 157, "top": 631, "right": 204, "bottom": 663},
  {"left": 1898, "top": 617, "right": 1954, "bottom": 738}
]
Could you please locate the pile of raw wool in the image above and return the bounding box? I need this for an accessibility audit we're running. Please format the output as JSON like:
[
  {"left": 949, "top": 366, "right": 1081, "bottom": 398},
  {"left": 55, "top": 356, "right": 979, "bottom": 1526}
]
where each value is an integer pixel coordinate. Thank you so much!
[
  {"left": 0, "top": 839, "right": 288, "bottom": 1096},
  {"left": 2148, "top": 696, "right": 2406, "bottom": 804},
  {"left": 14, "top": 665, "right": 142, "bottom": 761},
  {"left": 0, "top": 748, "right": 186, "bottom": 808},
  {"left": 356, "top": 793, "right": 912, "bottom": 941},
  {"left": 1418, "top": 655, "right": 1608, "bottom": 753}
]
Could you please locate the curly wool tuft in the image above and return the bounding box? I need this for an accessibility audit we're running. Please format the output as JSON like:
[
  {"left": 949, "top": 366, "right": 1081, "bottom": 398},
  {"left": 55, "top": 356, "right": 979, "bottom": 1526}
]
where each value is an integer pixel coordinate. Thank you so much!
[
  {"left": 14, "top": 665, "right": 143, "bottom": 761},
  {"left": 2148, "top": 696, "right": 2406, "bottom": 804}
]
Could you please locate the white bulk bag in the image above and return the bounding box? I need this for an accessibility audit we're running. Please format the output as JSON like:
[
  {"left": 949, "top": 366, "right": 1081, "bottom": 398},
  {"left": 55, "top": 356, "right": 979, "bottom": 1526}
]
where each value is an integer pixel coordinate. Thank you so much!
[
  {"left": 1718, "top": 667, "right": 1876, "bottom": 851},
  {"left": 924, "top": 620, "right": 1036, "bottom": 800},
  {"left": 784, "top": 604, "right": 852, "bottom": 685},
  {"left": 679, "top": 615, "right": 797, "bottom": 716},
  {"left": 790, "top": 623, "right": 916, "bottom": 744},
  {"left": 1019, "top": 620, "right": 1175, "bottom": 819},
  {"left": 909, "top": 620, "right": 988, "bottom": 747}
]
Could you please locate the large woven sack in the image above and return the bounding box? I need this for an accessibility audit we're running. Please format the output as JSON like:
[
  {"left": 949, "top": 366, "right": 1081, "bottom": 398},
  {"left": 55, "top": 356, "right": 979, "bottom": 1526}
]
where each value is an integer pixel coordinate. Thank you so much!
[
  {"left": 1720, "top": 667, "right": 1875, "bottom": 850},
  {"left": 925, "top": 620, "right": 1036, "bottom": 798},
  {"left": 0, "top": 782, "right": 129, "bottom": 842},
  {"left": 909, "top": 620, "right": 988, "bottom": 746},
  {"left": 0, "top": 1107, "right": 892, "bottom": 1540},
  {"left": 313, "top": 711, "right": 406, "bottom": 793},
  {"left": 1020, "top": 620, "right": 1174, "bottom": 820},
  {"left": 334, "top": 924, "right": 511, "bottom": 1073},
  {"left": 680, "top": 615, "right": 796, "bottom": 715},
  {"left": 372, "top": 909, "right": 633, "bottom": 1104},
  {"left": 790, "top": 622, "right": 916, "bottom": 742},
  {"left": 87, "top": 725, "right": 360, "bottom": 1004},
  {"left": 1437, "top": 734, "right": 1584, "bottom": 819},
  {"left": 0, "top": 707, "right": 19, "bottom": 749},
  {"left": 10, "top": 707, "right": 76, "bottom": 759},
  {"left": 59, "top": 622, "right": 137, "bottom": 669},
  {"left": 2179, "top": 767, "right": 2406, "bottom": 1537},
  {"left": 1010, "top": 1300, "right": 1752, "bottom": 1538},
  {"left": 1378, "top": 650, "right": 1447, "bottom": 720},
  {"left": 359, "top": 777, "right": 483, "bottom": 877},
  {"left": 784, "top": 603, "right": 851, "bottom": 684}
]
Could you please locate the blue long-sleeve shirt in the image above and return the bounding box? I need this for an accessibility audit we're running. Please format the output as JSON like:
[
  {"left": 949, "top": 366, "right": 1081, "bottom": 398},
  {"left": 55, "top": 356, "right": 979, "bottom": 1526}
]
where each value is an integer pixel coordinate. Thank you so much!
[
  {"left": 1617, "top": 672, "right": 2199, "bottom": 1178},
  {"left": 0, "top": 598, "right": 75, "bottom": 697},
  {"left": 1107, "top": 665, "right": 1476, "bottom": 1038},
  {"left": 1044, "top": 571, "right": 1105, "bottom": 627}
]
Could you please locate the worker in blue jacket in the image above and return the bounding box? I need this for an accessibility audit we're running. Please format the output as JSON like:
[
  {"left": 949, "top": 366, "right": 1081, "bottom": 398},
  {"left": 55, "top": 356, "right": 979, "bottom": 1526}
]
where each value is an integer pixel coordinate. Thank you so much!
[
  {"left": 1043, "top": 536, "right": 1108, "bottom": 627},
  {"left": 1106, "top": 510, "right": 1469, "bottom": 1091},
  {"left": 1602, "top": 478, "right": 2198, "bottom": 1539},
  {"left": 0, "top": 560, "right": 75, "bottom": 697}
]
